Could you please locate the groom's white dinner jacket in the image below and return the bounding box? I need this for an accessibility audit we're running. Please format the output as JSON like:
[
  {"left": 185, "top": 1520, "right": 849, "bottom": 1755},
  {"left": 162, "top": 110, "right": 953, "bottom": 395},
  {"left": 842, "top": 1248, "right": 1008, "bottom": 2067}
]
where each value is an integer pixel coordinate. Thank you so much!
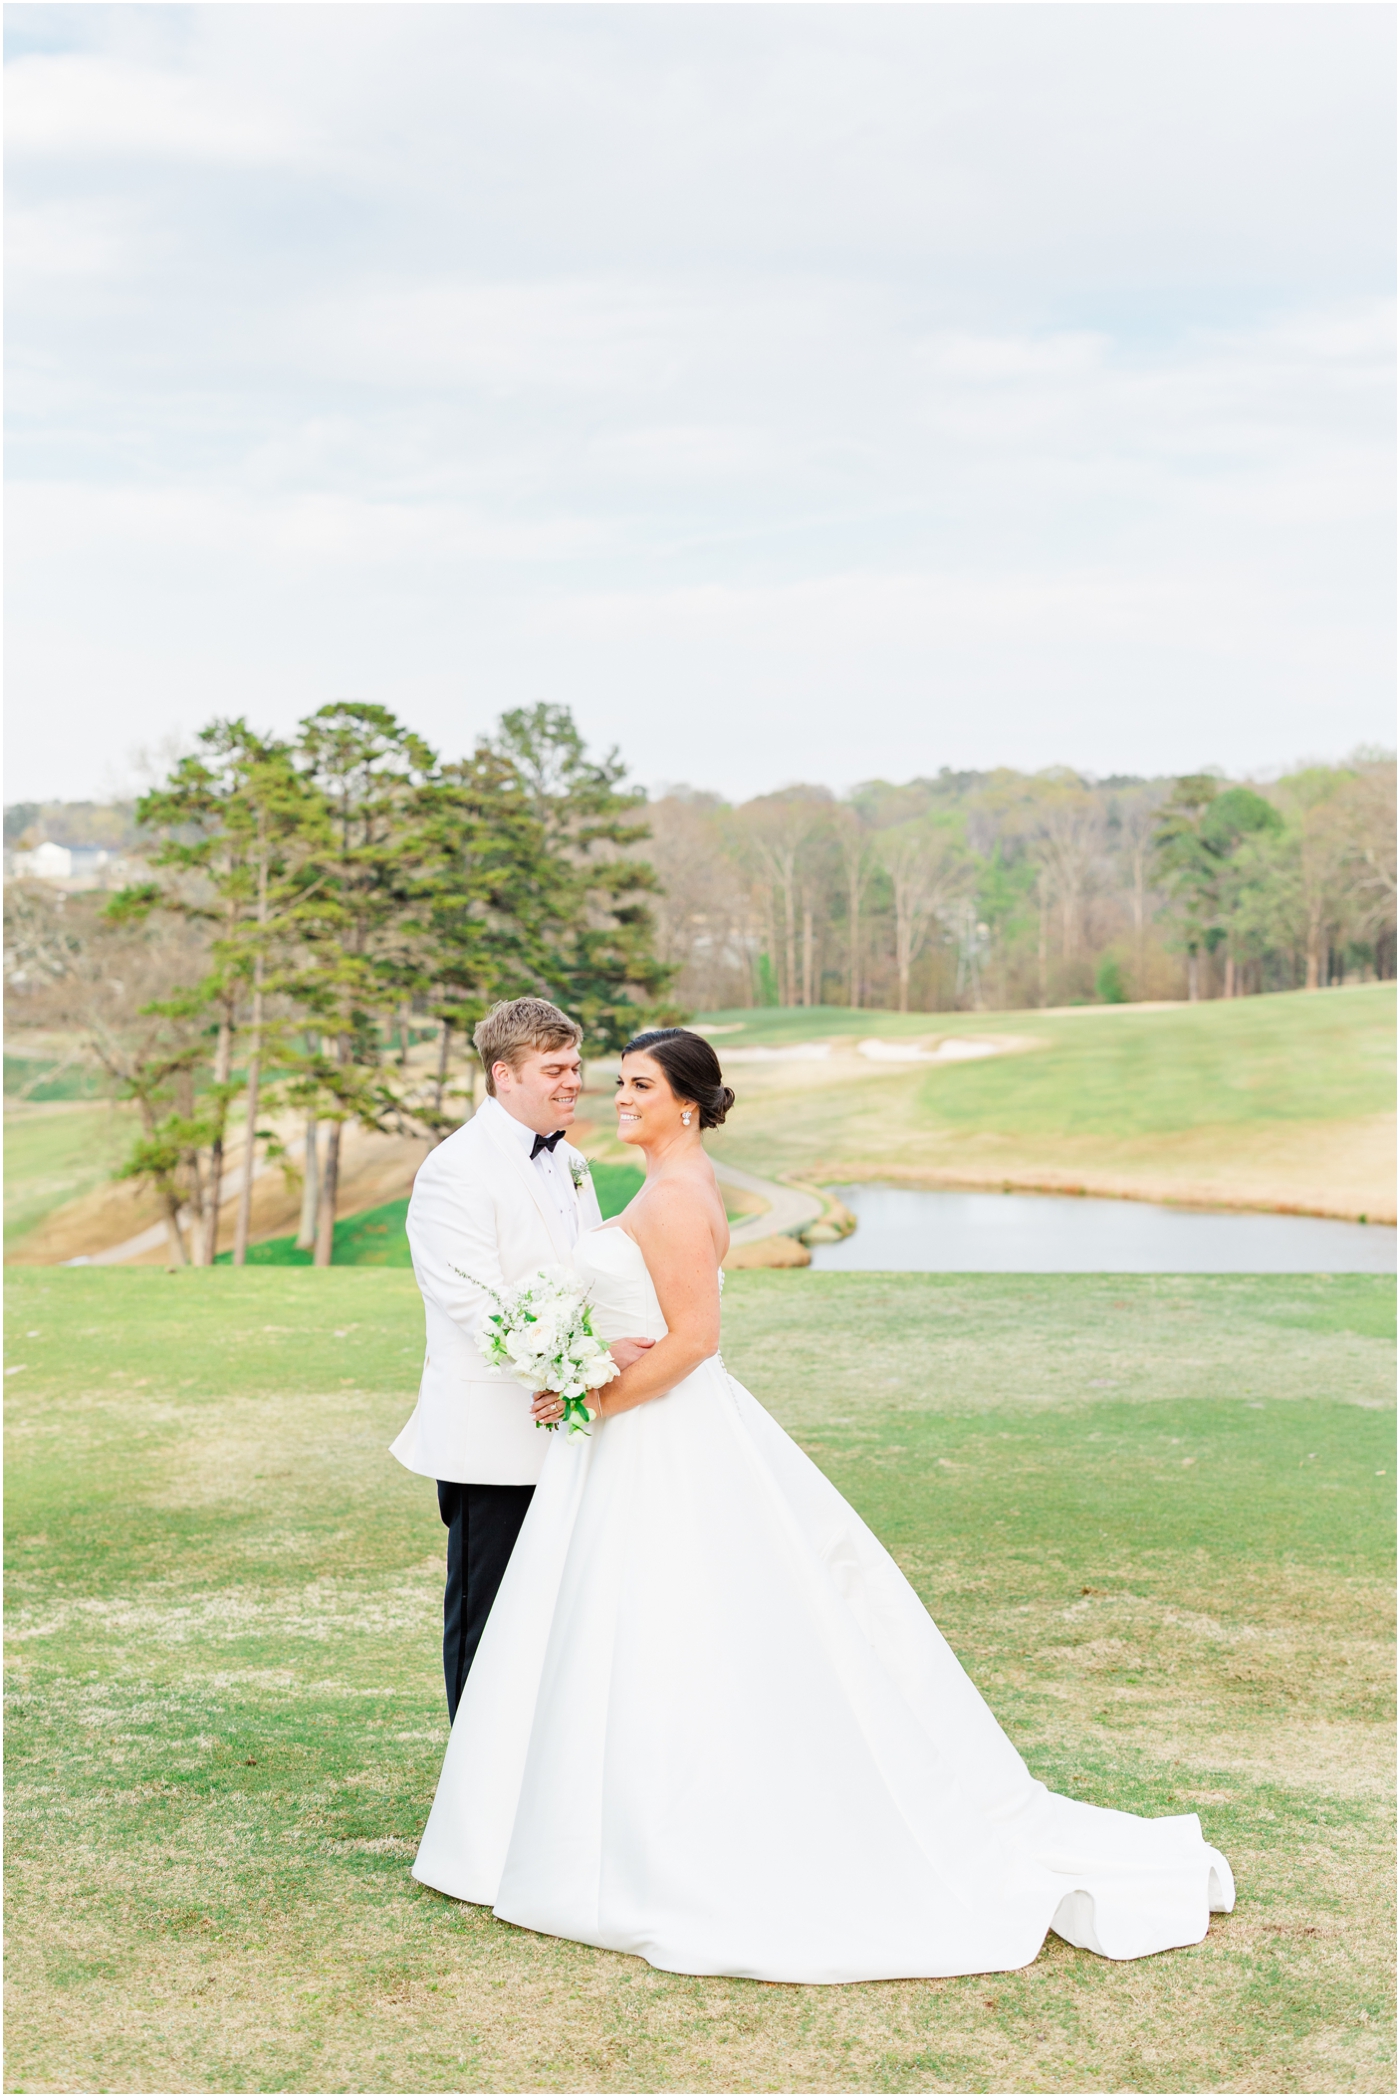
[{"left": 390, "top": 1095, "right": 604, "bottom": 1486}]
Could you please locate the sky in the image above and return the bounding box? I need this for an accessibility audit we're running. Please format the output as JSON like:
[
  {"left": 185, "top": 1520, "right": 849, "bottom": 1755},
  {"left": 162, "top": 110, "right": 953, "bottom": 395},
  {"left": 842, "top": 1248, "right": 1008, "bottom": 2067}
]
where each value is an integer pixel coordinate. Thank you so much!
[{"left": 5, "top": 2, "right": 1396, "bottom": 807}]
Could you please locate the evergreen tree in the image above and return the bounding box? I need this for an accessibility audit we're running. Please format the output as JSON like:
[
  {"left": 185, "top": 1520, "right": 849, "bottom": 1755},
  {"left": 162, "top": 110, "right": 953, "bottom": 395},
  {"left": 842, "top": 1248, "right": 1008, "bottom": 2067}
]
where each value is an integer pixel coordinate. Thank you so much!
[
  {"left": 491, "top": 704, "right": 677, "bottom": 1049},
  {"left": 74, "top": 698, "right": 679, "bottom": 1262},
  {"left": 290, "top": 703, "right": 438, "bottom": 1265},
  {"left": 397, "top": 740, "right": 552, "bottom": 1139},
  {"left": 1154, "top": 777, "right": 1281, "bottom": 1000},
  {"left": 1152, "top": 775, "right": 1224, "bottom": 1002}
]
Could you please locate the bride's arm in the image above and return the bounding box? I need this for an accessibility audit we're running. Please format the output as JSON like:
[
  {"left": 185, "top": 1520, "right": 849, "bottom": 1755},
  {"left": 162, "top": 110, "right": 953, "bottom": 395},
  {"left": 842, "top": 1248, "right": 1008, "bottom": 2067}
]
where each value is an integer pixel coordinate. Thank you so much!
[{"left": 590, "top": 1186, "right": 721, "bottom": 1419}]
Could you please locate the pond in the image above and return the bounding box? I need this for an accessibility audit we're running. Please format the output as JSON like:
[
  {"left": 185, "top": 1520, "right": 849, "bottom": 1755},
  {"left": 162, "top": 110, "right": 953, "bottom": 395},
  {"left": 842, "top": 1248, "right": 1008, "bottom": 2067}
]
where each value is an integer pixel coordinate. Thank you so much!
[{"left": 806, "top": 1184, "right": 1397, "bottom": 1273}]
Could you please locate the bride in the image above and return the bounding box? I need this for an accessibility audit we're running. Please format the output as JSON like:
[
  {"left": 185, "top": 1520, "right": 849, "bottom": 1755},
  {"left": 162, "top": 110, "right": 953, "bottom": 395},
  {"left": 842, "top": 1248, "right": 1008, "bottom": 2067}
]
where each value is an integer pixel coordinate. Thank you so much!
[{"left": 411, "top": 1028, "right": 1233, "bottom": 1983}]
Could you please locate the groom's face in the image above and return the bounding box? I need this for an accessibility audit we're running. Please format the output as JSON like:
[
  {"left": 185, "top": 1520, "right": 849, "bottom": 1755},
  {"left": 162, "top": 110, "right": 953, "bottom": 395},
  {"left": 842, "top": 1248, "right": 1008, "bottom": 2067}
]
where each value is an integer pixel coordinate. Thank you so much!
[{"left": 494, "top": 1044, "right": 582, "bottom": 1133}]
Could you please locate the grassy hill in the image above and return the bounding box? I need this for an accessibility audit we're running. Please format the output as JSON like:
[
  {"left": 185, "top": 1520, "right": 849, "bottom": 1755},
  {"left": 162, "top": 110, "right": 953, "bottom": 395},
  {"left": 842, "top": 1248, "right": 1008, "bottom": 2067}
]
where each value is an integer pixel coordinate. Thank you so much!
[
  {"left": 7, "top": 987, "right": 1392, "bottom": 1266},
  {"left": 4, "top": 1266, "right": 1393, "bottom": 2091},
  {"left": 4, "top": 1100, "right": 136, "bottom": 1254},
  {"left": 677, "top": 985, "right": 1395, "bottom": 1222}
]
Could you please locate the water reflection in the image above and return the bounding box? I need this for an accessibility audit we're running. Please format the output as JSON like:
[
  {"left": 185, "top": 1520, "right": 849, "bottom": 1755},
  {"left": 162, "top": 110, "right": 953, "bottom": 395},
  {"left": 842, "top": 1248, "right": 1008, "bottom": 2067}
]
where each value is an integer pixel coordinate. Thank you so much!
[{"left": 807, "top": 1185, "right": 1397, "bottom": 1273}]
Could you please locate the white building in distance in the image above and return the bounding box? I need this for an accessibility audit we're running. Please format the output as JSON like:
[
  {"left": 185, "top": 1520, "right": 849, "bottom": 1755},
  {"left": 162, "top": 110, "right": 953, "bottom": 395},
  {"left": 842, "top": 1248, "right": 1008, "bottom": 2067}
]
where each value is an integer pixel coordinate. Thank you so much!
[{"left": 9, "top": 841, "right": 129, "bottom": 887}]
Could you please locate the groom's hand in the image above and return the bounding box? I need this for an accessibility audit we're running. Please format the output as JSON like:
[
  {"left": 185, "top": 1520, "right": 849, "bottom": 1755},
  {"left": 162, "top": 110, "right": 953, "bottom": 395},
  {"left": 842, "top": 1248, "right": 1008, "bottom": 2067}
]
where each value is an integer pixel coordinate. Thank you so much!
[{"left": 609, "top": 1337, "right": 655, "bottom": 1372}]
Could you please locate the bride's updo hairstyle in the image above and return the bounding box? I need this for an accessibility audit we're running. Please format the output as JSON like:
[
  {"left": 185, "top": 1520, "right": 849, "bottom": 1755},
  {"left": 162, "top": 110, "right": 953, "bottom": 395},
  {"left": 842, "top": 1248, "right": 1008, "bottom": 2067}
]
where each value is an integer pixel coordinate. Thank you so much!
[{"left": 620, "top": 1028, "right": 736, "bottom": 1129}]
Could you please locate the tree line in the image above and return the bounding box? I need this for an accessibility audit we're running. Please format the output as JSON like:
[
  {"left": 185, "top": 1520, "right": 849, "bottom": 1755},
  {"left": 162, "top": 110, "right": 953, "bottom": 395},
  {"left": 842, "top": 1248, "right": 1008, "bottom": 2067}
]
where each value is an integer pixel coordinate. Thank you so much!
[
  {"left": 6, "top": 724, "right": 1394, "bottom": 1266},
  {"left": 643, "top": 755, "right": 1396, "bottom": 1014},
  {"left": 5, "top": 703, "right": 674, "bottom": 1267}
]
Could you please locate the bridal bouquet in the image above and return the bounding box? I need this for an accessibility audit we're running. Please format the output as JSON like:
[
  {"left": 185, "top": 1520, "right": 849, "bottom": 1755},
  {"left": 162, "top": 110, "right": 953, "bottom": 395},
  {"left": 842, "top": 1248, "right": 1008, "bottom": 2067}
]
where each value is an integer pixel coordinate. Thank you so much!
[{"left": 454, "top": 1263, "right": 619, "bottom": 1435}]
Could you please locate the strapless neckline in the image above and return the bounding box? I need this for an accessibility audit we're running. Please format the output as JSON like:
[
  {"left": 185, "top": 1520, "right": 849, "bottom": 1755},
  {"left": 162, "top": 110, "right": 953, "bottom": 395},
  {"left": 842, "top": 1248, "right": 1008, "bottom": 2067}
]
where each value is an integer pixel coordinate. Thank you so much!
[
  {"left": 575, "top": 1223, "right": 668, "bottom": 1342},
  {"left": 584, "top": 1222, "right": 725, "bottom": 1287}
]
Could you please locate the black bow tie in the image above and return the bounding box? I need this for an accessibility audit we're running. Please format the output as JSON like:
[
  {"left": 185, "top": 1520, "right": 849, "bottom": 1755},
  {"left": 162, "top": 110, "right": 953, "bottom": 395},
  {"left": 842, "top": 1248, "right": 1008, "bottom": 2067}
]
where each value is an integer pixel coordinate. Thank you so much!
[{"left": 531, "top": 1130, "right": 566, "bottom": 1159}]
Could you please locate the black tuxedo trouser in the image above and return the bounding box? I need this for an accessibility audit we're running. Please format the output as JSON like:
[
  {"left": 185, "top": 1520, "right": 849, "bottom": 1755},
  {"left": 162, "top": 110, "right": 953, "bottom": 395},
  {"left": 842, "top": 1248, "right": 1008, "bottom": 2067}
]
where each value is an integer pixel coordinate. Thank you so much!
[{"left": 437, "top": 1480, "right": 535, "bottom": 1722}]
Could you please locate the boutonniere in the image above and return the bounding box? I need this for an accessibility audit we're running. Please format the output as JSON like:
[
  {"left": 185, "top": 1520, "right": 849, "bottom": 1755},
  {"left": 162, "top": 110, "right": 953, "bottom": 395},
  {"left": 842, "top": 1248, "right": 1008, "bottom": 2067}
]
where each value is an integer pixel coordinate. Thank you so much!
[{"left": 568, "top": 1157, "right": 592, "bottom": 1192}]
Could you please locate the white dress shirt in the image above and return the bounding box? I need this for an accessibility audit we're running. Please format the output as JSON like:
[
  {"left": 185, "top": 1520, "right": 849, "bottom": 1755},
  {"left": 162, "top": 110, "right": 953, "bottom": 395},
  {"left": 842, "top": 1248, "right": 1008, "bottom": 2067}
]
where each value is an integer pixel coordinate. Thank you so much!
[{"left": 489, "top": 1097, "right": 580, "bottom": 1248}]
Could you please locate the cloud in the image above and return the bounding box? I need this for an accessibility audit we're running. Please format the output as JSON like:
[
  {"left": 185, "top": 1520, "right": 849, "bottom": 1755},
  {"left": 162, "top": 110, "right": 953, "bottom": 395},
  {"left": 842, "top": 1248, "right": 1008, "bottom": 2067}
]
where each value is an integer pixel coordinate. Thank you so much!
[
  {"left": 282, "top": 276, "right": 719, "bottom": 399},
  {"left": 4, "top": 196, "right": 141, "bottom": 281},
  {"left": 4, "top": 51, "right": 306, "bottom": 163},
  {"left": 3, "top": 5, "right": 1394, "bottom": 800}
]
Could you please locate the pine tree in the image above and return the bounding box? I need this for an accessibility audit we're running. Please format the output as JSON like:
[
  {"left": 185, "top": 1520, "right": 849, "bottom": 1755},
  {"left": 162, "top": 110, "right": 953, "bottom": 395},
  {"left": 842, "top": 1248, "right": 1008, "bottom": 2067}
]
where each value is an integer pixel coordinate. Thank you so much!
[
  {"left": 492, "top": 704, "right": 678, "bottom": 1050},
  {"left": 291, "top": 704, "right": 438, "bottom": 1263},
  {"left": 1154, "top": 777, "right": 1281, "bottom": 1000},
  {"left": 94, "top": 699, "right": 679, "bottom": 1263},
  {"left": 399, "top": 741, "right": 554, "bottom": 1138}
]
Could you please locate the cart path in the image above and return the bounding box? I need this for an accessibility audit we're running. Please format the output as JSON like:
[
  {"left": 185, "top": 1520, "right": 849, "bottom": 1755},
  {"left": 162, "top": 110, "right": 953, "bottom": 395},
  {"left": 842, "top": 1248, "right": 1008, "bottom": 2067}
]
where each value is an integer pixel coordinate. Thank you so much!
[{"left": 711, "top": 1160, "right": 825, "bottom": 1247}]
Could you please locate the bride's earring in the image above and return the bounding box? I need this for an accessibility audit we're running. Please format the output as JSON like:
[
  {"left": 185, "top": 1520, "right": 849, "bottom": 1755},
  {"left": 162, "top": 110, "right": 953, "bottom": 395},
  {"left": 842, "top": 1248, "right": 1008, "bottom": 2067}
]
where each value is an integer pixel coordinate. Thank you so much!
[{"left": 681, "top": 1110, "right": 692, "bottom": 1127}]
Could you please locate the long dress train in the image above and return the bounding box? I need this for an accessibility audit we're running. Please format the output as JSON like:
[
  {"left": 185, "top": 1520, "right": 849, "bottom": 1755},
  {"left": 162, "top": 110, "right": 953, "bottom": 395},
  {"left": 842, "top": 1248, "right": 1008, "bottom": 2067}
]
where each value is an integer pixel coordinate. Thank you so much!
[{"left": 411, "top": 1226, "right": 1233, "bottom": 1983}]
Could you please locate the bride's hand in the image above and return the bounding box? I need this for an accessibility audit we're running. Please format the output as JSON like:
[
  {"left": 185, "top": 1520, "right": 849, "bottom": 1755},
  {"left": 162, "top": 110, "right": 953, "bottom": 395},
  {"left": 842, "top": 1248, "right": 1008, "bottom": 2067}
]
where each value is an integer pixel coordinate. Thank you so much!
[
  {"left": 531, "top": 1390, "right": 565, "bottom": 1424},
  {"left": 609, "top": 1336, "right": 655, "bottom": 1373}
]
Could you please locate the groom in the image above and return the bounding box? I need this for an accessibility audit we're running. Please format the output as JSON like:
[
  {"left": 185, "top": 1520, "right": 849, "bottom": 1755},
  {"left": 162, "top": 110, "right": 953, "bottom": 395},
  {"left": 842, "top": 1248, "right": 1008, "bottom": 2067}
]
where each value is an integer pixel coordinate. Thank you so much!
[{"left": 391, "top": 996, "right": 651, "bottom": 1721}]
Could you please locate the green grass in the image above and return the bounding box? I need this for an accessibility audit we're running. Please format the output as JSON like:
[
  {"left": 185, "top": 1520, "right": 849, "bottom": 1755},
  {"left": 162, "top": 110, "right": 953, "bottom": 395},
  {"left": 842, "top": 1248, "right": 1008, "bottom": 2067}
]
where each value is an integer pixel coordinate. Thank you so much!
[
  {"left": 3, "top": 1054, "right": 107, "bottom": 1102},
  {"left": 213, "top": 1198, "right": 419, "bottom": 1268},
  {"left": 689, "top": 987, "right": 1396, "bottom": 1219},
  {"left": 700, "top": 1005, "right": 972, "bottom": 1043},
  {"left": 584, "top": 1160, "right": 645, "bottom": 1217},
  {"left": 698, "top": 987, "right": 1396, "bottom": 1137},
  {"left": 4, "top": 1269, "right": 1393, "bottom": 2092},
  {"left": 3, "top": 1101, "right": 135, "bottom": 1252},
  {"left": 908, "top": 995, "right": 1391, "bottom": 1144}
]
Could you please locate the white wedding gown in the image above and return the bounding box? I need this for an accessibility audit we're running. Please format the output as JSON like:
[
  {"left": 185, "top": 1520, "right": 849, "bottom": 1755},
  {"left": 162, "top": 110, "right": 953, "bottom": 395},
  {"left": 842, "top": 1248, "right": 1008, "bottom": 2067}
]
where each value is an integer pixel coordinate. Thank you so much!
[{"left": 412, "top": 1226, "right": 1233, "bottom": 1982}]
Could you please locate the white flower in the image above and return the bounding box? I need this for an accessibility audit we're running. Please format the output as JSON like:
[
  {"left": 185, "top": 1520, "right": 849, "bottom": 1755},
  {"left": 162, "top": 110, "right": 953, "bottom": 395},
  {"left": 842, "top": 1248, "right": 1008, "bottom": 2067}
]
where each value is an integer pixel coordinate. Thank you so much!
[{"left": 449, "top": 1262, "right": 619, "bottom": 1430}]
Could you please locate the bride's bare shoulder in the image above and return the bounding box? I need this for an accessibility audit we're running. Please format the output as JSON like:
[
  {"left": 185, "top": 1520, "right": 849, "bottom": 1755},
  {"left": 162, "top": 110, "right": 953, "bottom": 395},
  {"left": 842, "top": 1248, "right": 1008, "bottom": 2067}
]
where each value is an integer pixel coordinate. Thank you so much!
[{"left": 631, "top": 1172, "right": 726, "bottom": 1240}]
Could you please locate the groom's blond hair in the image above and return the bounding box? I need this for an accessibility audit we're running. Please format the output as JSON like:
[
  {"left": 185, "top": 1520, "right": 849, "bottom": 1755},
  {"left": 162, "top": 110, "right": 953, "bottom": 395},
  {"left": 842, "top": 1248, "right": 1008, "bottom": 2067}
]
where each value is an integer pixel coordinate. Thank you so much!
[{"left": 474, "top": 998, "right": 583, "bottom": 1096}]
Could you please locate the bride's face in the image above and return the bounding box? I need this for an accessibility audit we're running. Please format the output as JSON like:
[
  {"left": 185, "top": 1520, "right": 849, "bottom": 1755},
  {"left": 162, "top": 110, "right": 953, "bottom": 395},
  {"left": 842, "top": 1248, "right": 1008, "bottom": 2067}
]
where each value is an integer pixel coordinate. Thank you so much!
[{"left": 615, "top": 1053, "right": 691, "bottom": 1145}]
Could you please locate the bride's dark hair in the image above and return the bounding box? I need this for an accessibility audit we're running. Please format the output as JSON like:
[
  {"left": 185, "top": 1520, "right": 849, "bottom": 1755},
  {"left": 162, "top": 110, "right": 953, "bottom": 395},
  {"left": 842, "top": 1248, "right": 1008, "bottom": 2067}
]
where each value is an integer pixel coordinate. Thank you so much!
[{"left": 620, "top": 1028, "right": 736, "bottom": 1129}]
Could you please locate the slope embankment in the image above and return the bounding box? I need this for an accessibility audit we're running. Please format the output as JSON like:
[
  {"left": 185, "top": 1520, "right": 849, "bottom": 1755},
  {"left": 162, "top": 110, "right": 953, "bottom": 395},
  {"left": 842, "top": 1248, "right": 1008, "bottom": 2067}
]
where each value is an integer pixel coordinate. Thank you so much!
[{"left": 5, "top": 984, "right": 1393, "bottom": 1264}]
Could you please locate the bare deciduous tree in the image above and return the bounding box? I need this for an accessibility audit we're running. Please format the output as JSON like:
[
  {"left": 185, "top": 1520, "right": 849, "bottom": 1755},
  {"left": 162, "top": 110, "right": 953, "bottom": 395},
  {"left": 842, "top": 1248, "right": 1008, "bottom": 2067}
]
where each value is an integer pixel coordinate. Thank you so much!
[
  {"left": 644, "top": 794, "right": 753, "bottom": 1009},
  {"left": 1113, "top": 786, "right": 1168, "bottom": 992},
  {"left": 833, "top": 805, "right": 874, "bottom": 1010},
  {"left": 1030, "top": 784, "right": 1104, "bottom": 963},
  {"left": 732, "top": 791, "right": 831, "bottom": 1007},
  {"left": 3, "top": 881, "right": 215, "bottom": 1261},
  {"left": 875, "top": 820, "right": 971, "bottom": 1013}
]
